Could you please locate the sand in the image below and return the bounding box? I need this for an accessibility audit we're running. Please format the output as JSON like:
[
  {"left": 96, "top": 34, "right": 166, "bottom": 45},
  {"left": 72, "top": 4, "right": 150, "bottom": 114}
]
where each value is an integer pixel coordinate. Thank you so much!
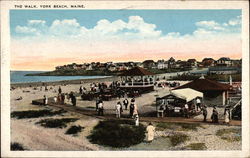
[{"left": 10, "top": 77, "right": 241, "bottom": 151}]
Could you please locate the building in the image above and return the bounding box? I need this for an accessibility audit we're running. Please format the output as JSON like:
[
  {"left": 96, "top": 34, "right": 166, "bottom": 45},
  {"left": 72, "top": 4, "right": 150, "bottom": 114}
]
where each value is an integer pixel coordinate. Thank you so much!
[
  {"left": 174, "top": 77, "right": 231, "bottom": 106},
  {"left": 201, "top": 58, "right": 215, "bottom": 67},
  {"left": 217, "top": 57, "right": 233, "bottom": 67},
  {"left": 142, "top": 60, "right": 155, "bottom": 69},
  {"left": 168, "top": 57, "right": 176, "bottom": 68},
  {"left": 119, "top": 67, "right": 156, "bottom": 92},
  {"left": 157, "top": 60, "right": 168, "bottom": 69},
  {"left": 187, "top": 59, "right": 197, "bottom": 68}
]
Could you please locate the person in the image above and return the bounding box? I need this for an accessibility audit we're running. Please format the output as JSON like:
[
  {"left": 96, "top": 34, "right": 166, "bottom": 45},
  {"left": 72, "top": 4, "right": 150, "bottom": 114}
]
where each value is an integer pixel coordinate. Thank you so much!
[
  {"left": 96, "top": 97, "right": 100, "bottom": 111},
  {"left": 82, "top": 87, "right": 87, "bottom": 94},
  {"left": 57, "top": 94, "right": 61, "bottom": 104},
  {"left": 45, "top": 85, "right": 48, "bottom": 91},
  {"left": 123, "top": 98, "right": 129, "bottom": 110},
  {"left": 58, "top": 86, "right": 62, "bottom": 94},
  {"left": 130, "top": 98, "right": 135, "bottom": 117},
  {"left": 224, "top": 107, "right": 230, "bottom": 124},
  {"left": 196, "top": 98, "right": 201, "bottom": 111},
  {"left": 211, "top": 106, "right": 219, "bottom": 123},
  {"left": 53, "top": 96, "right": 57, "bottom": 104},
  {"left": 133, "top": 103, "right": 138, "bottom": 118},
  {"left": 71, "top": 95, "right": 76, "bottom": 106},
  {"left": 44, "top": 95, "right": 48, "bottom": 105},
  {"left": 157, "top": 105, "right": 164, "bottom": 118},
  {"left": 79, "top": 86, "right": 83, "bottom": 94},
  {"left": 115, "top": 102, "right": 121, "bottom": 118},
  {"left": 202, "top": 105, "right": 208, "bottom": 122},
  {"left": 66, "top": 93, "right": 71, "bottom": 104},
  {"left": 61, "top": 93, "right": 65, "bottom": 104},
  {"left": 146, "top": 123, "right": 155, "bottom": 142},
  {"left": 98, "top": 101, "right": 104, "bottom": 116},
  {"left": 43, "top": 95, "right": 46, "bottom": 105},
  {"left": 184, "top": 103, "right": 189, "bottom": 118},
  {"left": 135, "top": 114, "right": 139, "bottom": 126}
]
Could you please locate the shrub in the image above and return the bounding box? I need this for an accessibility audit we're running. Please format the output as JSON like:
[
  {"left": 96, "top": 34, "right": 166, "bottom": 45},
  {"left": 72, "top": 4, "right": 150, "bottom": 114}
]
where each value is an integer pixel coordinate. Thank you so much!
[
  {"left": 156, "top": 122, "right": 177, "bottom": 131},
  {"left": 216, "top": 128, "right": 241, "bottom": 142},
  {"left": 178, "top": 123, "right": 202, "bottom": 131},
  {"left": 169, "top": 133, "right": 190, "bottom": 146},
  {"left": 11, "top": 142, "right": 25, "bottom": 150},
  {"left": 185, "top": 143, "right": 207, "bottom": 150},
  {"left": 156, "top": 122, "right": 202, "bottom": 131},
  {"left": 65, "top": 125, "right": 84, "bottom": 135},
  {"left": 88, "top": 120, "right": 145, "bottom": 148},
  {"left": 36, "top": 118, "right": 78, "bottom": 128},
  {"left": 11, "top": 109, "right": 66, "bottom": 119}
]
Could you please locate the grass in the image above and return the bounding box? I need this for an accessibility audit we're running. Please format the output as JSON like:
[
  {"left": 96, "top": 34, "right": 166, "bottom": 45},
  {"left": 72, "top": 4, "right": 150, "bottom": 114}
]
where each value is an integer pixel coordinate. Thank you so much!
[
  {"left": 11, "top": 109, "right": 66, "bottom": 119},
  {"left": 88, "top": 119, "right": 145, "bottom": 148},
  {"left": 185, "top": 143, "right": 207, "bottom": 150},
  {"left": 65, "top": 125, "right": 84, "bottom": 135},
  {"left": 11, "top": 142, "right": 25, "bottom": 150},
  {"left": 36, "top": 118, "right": 78, "bottom": 128},
  {"left": 168, "top": 133, "right": 190, "bottom": 146},
  {"left": 156, "top": 122, "right": 203, "bottom": 131},
  {"left": 86, "top": 106, "right": 95, "bottom": 109},
  {"left": 216, "top": 128, "right": 241, "bottom": 142}
]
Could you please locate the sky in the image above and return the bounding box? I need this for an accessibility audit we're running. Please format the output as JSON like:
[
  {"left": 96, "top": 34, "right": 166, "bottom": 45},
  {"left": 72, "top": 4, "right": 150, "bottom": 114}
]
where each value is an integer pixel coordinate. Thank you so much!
[{"left": 10, "top": 10, "right": 242, "bottom": 70}]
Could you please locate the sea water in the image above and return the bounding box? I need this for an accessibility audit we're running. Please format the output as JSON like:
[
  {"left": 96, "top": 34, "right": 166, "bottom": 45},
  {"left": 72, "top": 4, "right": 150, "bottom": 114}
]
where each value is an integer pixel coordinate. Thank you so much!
[{"left": 10, "top": 71, "right": 110, "bottom": 84}]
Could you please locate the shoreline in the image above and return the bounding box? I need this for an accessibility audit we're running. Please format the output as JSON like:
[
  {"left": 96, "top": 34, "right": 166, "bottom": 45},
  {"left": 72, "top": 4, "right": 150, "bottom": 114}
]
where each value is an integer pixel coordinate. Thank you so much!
[{"left": 11, "top": 76, "right": 119, "bottom": 88}]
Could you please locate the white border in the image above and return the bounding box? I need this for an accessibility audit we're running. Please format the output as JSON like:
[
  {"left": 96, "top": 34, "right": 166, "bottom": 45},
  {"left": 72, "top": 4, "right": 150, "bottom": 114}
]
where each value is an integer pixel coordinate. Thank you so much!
[{"left": 1, "top": 1, "right": 249, "bottom": 157}]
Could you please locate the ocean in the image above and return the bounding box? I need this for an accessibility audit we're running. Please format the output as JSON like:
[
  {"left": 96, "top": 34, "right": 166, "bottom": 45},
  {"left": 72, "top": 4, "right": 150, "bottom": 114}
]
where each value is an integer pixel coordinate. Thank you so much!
[{"left": 10, "top": 71, "right": 110, "bottom": 84}]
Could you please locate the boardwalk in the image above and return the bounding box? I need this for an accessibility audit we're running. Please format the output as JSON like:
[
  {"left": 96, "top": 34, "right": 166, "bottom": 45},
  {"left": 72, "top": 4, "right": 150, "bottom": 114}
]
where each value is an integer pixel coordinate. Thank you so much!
[{"left": 33, "top": 98, "right": 241, "bottom": 126}]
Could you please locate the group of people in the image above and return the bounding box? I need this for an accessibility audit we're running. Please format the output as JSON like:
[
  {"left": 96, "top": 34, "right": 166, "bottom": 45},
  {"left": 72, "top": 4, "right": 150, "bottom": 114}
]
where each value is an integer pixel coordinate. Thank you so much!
[
  {"left": 202, "top": 105, "right": 230, "bottom": 124},
  {"left": 45, "top": 86, "right": 77, "bottom": 107},
  {"left": 114, "top": 98, "right": 139, "bottom": 118},
  {"left": 90, "top": 82, "right": 109, "bottom": 93}
]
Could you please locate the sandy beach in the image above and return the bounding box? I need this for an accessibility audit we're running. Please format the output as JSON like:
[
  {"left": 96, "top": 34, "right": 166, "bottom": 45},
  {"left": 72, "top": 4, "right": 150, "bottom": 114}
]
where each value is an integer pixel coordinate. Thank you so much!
[{"left": 10, "top": 77, "right": 241, "bottom": 151}]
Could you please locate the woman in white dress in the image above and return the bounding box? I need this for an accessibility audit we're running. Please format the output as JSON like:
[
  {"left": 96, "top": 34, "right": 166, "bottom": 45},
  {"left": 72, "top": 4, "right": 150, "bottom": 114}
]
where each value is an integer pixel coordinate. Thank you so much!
[
  {"left": 146, "top": 123, "right": 155, "bottom": 142},
  {"left": 224, "top": 108, "right": 230, "bottom": 124}
]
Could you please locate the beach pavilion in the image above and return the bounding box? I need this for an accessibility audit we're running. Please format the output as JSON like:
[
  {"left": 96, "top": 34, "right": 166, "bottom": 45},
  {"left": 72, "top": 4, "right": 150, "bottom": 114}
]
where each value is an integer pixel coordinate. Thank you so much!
[
  {"left": 118, "top": 67, "right": 156, "bottom": 93},
  {"left": 174, "top": 77, "right": 231, "bottom": 106},
  {"left": 156, "top": 88, "right": 203, "bottom": 116}
]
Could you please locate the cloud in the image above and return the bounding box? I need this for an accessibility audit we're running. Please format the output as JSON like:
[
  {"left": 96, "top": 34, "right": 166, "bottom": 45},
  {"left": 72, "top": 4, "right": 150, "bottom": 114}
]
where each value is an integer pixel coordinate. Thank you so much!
[
  {"left": 15, "top": 26, "right": 38, "bottom": 35},
  {"left": 11, "top": 15, "right": 242, "bottom": 70},
  {"left": 195, "top": 21, "right": 225, "bottom": 31},
  {"left": 14, "top": 16, "right": 163, "bottom": 40},
  {"left": 28, "top": 20, "right": 46, "bottom": 26},
  {"left": 228, "top": 15, "right": 241, "bottom": 26}
]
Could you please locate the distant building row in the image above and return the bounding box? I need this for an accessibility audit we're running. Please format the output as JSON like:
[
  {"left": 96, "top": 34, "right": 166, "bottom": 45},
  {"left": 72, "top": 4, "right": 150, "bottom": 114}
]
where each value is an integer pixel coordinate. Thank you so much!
[{"left": 55, "top": 57, "right": 241, "bottom": 72}]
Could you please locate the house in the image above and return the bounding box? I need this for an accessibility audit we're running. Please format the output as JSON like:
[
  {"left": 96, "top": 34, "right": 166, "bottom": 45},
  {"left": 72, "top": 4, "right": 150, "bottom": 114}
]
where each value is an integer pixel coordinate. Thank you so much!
[
  {"left": 157, "top": 60, "right": 168, "bottom": 69},
  {"left": 231, "top": 59, "right": 242, "bottom": 67},
  {"left": 201, "top": 58, "right": 215, "bottom": 67},
  {"left": 217, "top": 57, "right": 233, "bottom": 67},
  {"left": 142, "top": 60, "right": 155, "bottom": 69},
  {"left": 108, "top": 65, "right": 117, "bottom": 72},
  {"left": 174, "top": 77, "right": 231, "bottom": 106},
  {"left": 168, "top": 57, "right": 176, "bottom": 68},
  {"left": 187, "top": 59, "right": 197, "bottom": 68},
  {"left": 85, "top": 64, "right": 93, "bottom": 70}
]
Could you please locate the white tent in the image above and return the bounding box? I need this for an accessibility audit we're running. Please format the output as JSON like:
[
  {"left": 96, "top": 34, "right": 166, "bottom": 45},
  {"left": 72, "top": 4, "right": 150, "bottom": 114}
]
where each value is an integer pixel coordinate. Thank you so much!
[{"left": 171, "top": 88, "right": 203, "bottom": 102}]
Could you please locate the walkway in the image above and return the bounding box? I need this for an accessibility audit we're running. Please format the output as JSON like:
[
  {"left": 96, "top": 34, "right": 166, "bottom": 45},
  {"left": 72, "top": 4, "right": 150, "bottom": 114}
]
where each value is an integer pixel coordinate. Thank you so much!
[{"left": 33, "top": 98, "right": 241, "bottom": 126}]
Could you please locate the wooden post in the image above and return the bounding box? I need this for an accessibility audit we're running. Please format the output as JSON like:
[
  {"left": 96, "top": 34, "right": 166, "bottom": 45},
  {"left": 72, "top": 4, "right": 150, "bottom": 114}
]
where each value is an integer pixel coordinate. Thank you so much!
[
  {"left": 142, "top": 76, "right": 144, "bottom": 85},
  {"left": 222, "top": 91, "right": 226, "bottom": 105}
]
